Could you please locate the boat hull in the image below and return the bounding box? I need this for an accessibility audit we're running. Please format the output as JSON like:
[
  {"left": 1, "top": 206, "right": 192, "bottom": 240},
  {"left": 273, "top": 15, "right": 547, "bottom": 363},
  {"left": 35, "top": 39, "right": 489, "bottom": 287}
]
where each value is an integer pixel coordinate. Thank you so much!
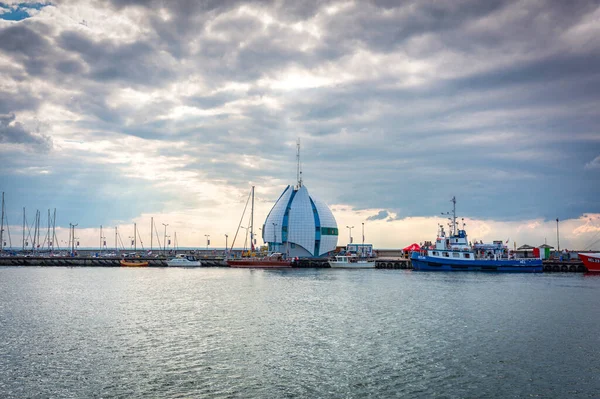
[
  {"left": 120, "top": 260, "right": 149, "bottom": 267},
  {"left": 166, "top": 261, "right": 202, "bottom": 267},
  {"left": 578, "top": 253, "right": 600, "bottom": 272},
  {"left": 411, "top": 253, "right": 542, "bottom": 273},
  {"left": 329, "top": 261, "right": 376, "bottom": 269},
  {"left": 227, "top": 259, "right": 292, "bottom": 268}
]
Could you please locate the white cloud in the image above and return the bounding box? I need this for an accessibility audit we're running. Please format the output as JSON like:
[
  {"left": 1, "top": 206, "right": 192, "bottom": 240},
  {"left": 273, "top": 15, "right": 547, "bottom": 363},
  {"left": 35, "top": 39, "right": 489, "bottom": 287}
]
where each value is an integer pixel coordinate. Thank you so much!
[{"left": 585, "top": 155, "right": 600, "bottom": 170}]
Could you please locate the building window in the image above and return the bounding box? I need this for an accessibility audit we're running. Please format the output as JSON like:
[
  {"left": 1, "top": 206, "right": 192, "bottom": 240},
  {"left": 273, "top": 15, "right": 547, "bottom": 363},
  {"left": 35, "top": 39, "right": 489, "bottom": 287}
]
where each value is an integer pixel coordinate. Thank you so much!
[{"left": 321, "top": 227, "right": 339, "bottom": 235}]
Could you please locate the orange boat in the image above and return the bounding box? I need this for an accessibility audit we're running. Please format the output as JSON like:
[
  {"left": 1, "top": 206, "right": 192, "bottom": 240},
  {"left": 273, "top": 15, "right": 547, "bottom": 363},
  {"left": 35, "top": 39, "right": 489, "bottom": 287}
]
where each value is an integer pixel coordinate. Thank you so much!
[
  {"left": 578, "top": 253, "right": 600, "bottom": 272},
  {"left": 120, "top": 259, "right": 149, "bottom": 267}
]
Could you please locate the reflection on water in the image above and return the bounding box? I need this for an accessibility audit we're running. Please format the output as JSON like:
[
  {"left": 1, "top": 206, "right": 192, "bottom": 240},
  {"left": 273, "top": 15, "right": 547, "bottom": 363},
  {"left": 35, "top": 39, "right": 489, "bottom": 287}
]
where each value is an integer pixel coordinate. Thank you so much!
[{"left": 0, "top": 267, "right": 598, "bottom": 398}]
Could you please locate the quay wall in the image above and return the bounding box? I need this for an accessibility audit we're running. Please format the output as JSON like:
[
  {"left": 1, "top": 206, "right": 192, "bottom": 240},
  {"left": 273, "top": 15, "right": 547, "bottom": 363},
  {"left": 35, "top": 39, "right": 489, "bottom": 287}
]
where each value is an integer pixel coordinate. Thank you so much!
[{"left": 0, "top": 256, "right": 587, "bottom": 272}]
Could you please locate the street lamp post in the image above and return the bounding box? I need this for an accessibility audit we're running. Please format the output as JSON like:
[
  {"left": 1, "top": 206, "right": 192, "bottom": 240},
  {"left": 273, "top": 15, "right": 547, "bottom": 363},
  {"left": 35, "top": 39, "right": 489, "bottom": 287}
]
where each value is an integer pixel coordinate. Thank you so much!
[
  {"left": 205, "top": 234, "right": 210, "bottom": 251},
  {"left": 272, "top": 223, "right": 277, "bottom": 252},
  {"left": 556, "top": 218, "right": 560, "bottom": 252},
  {"left": 361, "top": 222, "right": 365, "bottom": 257},
  {"left": 346, "top": 225, "right": 354, "bottom": 244},
  {"left": 162, "top": 223, "right": 168, "bottom": 256}
]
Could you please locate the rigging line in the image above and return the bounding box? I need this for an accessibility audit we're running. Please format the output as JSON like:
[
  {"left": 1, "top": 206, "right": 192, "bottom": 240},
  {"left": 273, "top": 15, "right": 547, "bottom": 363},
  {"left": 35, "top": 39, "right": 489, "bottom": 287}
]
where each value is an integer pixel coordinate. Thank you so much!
[
  {"left": 3, "top": 207, "right": 11, "bottom": 249},
  {"left": 24, "top": 214, "right": 34, "bottom": 250},
  {"left": 584, "top": 237, "right": 600, "bottom": 251},
  {"left": 136, "top": 224, "right": 145, "bottom": 250},
  {"left": 230, "top": 188, "right": 252, "bottom": 252},
  {"left": 153, "top": 220, "right": 162, "bottom": 251},
  {"left": 582, "top": 229, "right": 600, "bottom": 250},
  {"left": 117, "top": 230, "right": 125, "bottom": 250}
]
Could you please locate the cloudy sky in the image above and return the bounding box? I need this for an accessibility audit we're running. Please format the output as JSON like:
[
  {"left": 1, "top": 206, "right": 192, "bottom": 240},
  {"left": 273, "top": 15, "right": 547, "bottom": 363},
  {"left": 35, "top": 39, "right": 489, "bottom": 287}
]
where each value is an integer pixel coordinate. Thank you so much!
[{"left": 0, "top": 0, "right": 599, "bottom": 251}]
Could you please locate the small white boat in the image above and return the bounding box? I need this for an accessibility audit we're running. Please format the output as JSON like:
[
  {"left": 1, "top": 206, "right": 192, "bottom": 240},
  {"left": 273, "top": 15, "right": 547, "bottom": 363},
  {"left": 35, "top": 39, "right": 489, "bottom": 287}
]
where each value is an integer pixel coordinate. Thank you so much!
[
  {"left": 329, "top": 254, "right": 376, "bottom": 268},
  {"left": 166, "top": 254, "right": 202, "bottom": 267}
]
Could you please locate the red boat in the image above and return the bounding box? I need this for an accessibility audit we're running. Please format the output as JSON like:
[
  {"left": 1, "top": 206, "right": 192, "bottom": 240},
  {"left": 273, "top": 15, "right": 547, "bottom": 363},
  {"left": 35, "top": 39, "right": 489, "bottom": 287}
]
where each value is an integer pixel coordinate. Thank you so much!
[
  {"left": 227, "top": 253, "right": 292, "bottom": 268},
  {"left": 578, "top": 253, "right": 600, "bottom": 272}
]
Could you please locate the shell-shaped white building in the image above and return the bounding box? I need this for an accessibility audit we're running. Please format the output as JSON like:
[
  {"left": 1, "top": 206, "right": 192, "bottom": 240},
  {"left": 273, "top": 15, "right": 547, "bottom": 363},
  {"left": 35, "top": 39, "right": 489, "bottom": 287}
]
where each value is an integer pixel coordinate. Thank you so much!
[{"left": 262, "top": 184, "right": 338, "bottom": 258}]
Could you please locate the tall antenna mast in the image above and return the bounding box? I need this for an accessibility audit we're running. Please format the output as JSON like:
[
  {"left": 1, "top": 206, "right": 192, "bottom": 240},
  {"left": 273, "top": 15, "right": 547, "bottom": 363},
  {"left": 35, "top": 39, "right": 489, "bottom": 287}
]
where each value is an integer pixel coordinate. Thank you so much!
[
  {"left": 451, "top": 196, "right": 457, "bottom": 236},
  {"left": 296, "top": 138, "right": 302, "bottom": 189}
]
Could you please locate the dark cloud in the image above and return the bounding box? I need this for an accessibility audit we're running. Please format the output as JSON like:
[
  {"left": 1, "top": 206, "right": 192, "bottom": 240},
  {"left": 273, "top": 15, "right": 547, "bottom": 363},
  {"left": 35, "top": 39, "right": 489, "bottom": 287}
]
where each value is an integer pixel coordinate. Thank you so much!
[
  {"left": 0, "top": 90, "right": 40, "bottom": 114},
  {"left": 57, "top": 30, "right": 176, "bottom": 86},
  {"left": 366, "top": 210, "right": 389, "bottom": 221},
  {"left": 0, "top": 23, "right": 48, "bottom": 55},
  {"left": 0, "top": 113, "right": 52, "bottom": 151},
  {"left": 1, "top": 0, "right": 599, "bottom": 223}
]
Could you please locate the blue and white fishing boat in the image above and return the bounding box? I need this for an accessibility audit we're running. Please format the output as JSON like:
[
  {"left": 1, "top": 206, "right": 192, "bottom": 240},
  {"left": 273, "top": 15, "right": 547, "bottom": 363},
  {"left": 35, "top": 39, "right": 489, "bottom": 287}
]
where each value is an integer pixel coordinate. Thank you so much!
[{"left": 411, "top": 197, "right": 542, "bottom": 273}]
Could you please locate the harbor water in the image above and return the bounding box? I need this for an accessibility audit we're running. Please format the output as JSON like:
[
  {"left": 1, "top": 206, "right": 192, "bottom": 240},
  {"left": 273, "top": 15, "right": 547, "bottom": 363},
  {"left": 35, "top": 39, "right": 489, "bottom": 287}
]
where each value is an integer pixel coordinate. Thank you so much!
[{"left": 0, "top": 267, "right": 599, "bottom": 398}]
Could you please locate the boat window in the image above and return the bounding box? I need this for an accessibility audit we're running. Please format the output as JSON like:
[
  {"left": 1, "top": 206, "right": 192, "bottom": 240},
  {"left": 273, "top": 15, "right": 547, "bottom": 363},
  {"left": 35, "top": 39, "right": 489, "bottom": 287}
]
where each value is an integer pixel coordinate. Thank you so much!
[
  {"left": 433, "top": 251, "right": 438, "bottom": 256},
  {"left": 453, "top": 253, "right": 460, "bottom": 258},
  {"left": 464, "top": 253, "right": 470, "bottom": 258},
  {"left": 444, "top": 252, "right": 449, "bottom": 257}
]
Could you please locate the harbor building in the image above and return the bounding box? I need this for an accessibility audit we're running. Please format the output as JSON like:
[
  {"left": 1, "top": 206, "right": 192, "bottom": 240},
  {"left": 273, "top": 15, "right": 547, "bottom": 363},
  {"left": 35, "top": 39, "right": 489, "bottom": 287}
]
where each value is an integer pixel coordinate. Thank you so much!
[
  {"left": 261, "top": 140, "right": 338, "bottom": 258},
  {"left": 262, "top": 184, "right": 338, "bottom": 258}
]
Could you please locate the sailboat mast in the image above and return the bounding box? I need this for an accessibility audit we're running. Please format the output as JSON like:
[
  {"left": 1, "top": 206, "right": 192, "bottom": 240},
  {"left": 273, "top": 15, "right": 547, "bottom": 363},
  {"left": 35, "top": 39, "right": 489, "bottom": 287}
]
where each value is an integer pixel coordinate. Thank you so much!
[
  {"left": 37, "top": 211, "right": 41, "bottom": 252},
  {"left": 115, "top": 226, "right": 118, "bottom": 253},
  {"left": 33, "top": 210, "right": 38, "bottom": 253},
  {"left": 52, "top": 209, "right": 57, "bottom": 251},
  {"left": 150, "top": 217, "right": 153, "bottom": 251},
  {"left": 250, "top": 186, "right": 254, "bottom": 251},
  {"left": 134, "top": 222, "right": 137, "bottom": 252},
  {"left": 22, "top": 207, "right": 25, "bottom": 251},
  {"left": 47, "top": 209, "right": 51, "bottom": 251}
]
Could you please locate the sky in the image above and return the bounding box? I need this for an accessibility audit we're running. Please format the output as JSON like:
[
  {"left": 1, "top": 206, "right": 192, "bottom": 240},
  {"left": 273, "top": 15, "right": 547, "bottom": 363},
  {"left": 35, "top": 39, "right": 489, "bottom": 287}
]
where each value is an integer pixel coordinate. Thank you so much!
[{"left": 0, "top": 0, "right": 599, "bottom": 251}]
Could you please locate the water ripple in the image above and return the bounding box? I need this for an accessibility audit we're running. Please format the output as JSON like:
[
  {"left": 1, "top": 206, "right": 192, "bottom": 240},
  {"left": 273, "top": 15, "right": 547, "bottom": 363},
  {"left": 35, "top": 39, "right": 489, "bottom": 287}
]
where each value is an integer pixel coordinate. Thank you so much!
[{"left": 0, "top": 267, "right": 599, "bottom": 398}]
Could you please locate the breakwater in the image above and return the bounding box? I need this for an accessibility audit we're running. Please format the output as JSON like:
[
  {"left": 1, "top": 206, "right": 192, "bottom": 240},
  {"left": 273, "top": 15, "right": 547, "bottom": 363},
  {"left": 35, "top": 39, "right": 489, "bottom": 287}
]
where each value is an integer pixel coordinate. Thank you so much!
[
  {"left": 0, "top": 256, "right": 227, "bottom": 267},
  {"left": 0, "top": 256, "right": 588, "bottom": 272}
]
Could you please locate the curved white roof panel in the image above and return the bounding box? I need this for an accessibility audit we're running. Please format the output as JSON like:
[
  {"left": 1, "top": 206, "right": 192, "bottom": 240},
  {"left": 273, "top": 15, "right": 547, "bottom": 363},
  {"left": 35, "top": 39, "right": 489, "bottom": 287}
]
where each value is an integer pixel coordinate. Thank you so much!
[{"left": 263, "top": 184, "right": 338, "bottom": 257}]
